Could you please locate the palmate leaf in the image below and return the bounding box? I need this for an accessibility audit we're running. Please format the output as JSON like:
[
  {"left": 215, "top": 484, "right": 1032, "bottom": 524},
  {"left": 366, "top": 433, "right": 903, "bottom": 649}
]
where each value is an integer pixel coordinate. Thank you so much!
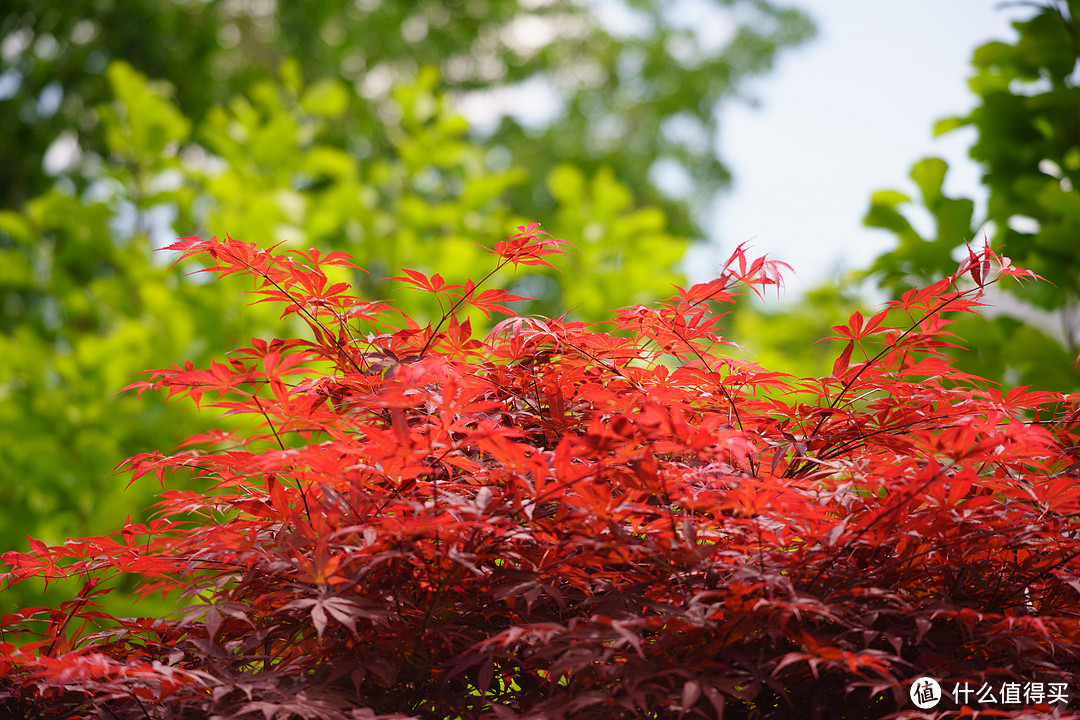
[{"left": 485, "top": 222, "right": 570, "bottom": 271}]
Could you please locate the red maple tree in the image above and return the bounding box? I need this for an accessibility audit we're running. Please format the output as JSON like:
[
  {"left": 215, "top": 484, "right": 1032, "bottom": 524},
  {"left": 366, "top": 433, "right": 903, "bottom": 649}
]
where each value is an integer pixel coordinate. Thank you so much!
[{"left": 1, "top": 228, "right": 1078, "bottom": 719}]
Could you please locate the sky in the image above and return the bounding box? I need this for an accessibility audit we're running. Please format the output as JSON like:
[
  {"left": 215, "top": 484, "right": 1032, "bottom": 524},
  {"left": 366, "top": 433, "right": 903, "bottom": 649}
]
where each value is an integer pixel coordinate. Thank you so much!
[{"left": 696, "top": 0, "right": 1031, "bottom": 298}]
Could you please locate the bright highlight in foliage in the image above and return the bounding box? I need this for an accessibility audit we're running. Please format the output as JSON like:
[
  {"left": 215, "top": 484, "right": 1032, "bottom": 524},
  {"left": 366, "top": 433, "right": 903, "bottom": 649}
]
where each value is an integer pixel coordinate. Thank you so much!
[{"left": 1, "top": 230, "right": 1078, "bottom": 719}]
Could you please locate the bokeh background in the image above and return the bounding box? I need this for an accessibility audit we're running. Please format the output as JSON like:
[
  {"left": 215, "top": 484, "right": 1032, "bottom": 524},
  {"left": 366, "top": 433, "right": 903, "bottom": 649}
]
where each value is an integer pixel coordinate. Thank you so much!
[{"left": 2, "top": 0, "right": 1079, "bottom": 614}]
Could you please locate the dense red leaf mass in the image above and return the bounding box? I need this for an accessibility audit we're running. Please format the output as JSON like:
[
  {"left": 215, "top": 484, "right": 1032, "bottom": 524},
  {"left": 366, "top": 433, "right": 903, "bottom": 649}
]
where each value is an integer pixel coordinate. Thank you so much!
[{"left": 2, "top": 231, "right": 1079, "bottom": 719}]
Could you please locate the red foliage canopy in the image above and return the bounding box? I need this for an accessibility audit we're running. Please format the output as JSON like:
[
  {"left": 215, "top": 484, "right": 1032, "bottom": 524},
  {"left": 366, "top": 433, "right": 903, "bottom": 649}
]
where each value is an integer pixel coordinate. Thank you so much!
[{"left": 2, "top": 230, "right": 1079, "bottom": 719}]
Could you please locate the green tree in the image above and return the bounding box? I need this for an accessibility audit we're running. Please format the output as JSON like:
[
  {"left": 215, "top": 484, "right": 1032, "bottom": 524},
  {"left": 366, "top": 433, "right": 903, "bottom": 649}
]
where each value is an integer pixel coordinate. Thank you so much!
[
  {"left": 2, "top": 0, "right": 813, "bottom": 234},
  {"left": 862, "top": 2, "right": 1080, "bottom": 390}
]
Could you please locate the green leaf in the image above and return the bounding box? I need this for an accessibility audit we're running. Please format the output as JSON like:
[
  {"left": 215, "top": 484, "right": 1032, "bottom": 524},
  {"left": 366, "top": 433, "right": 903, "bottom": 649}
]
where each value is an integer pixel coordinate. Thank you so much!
[
  {"left": 910, "top": 157, "right": 948, "bottom": 206},
  {"left": 0, "top": 210, "right": 35, "bottom": 244},
  {"left": 0, "top": 249, "right": 34, "bottom": 288},
  {"left": 971, "top": 41, "right": 1016, "bottom": 69},
  {"left": 932, "top": 116, "right": 967, "bottom": 137},
  {"left": 592, "top": 167, "right": 633, "bottom": 219},
  {"left": 933, "top": 196, "right": 975, "bottom": 246},
  {"left": 280, "top": 57, "right": 304, "bottom": 95},
  {"left": 867, "top": 189, "right": 911, "bottom": 208},
  {"left": 300, "top": 78, "right": 349, "bottom": 118},
  {"left": 102, "top": 61, "right": 191, "bottom": 161},
  {"left": 547, "top": 164, "right": 586, "bottom": 206},
  {"left": 863, "top": 190, "right": 915, "bottom": 236}
]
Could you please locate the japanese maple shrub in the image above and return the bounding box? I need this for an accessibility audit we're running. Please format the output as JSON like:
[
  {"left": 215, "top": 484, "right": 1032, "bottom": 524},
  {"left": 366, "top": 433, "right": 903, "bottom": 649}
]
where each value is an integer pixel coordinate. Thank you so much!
[{"left": 2, "top": 229, "right": 1079, "bottom": 719}]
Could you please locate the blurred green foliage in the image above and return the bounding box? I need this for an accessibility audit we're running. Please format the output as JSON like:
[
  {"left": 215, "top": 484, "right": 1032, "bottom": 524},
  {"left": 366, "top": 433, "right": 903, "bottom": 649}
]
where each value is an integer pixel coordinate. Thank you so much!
[
  {"left": 0, "top": 1, "right": 813, "bottom": 613},
  {"left": 726, "top": 283, "right": 862, "bottom": 383},
  {"left": 862, "top": 2, "right": 1080, "bottom": 390},
  {"left": 2, "top": 0, "right": 814, "bottom": 235}
]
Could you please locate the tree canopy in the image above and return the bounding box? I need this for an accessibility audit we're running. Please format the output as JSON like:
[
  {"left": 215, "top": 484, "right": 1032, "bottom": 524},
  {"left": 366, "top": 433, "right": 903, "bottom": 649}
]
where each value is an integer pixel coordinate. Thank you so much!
[
  {"left": 2, "top": 0, "right": 813, "bottom": 233},
  {"left": 862, "top": 2, "right": 1080, "bottom": 390}
]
